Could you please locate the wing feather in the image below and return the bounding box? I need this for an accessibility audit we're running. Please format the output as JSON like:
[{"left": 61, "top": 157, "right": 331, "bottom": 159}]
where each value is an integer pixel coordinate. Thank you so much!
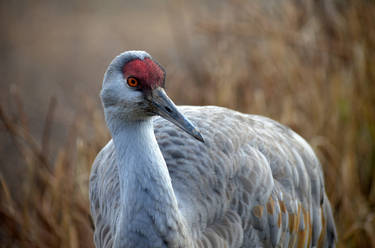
[{"left": 89, "top": 106, "right": 336, "bottom": 247}]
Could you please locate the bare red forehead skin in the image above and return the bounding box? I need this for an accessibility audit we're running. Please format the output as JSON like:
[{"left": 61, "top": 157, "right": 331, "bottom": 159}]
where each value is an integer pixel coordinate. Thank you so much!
[{"left": 122, "top": 58, "right": 165, "bottom": 90}]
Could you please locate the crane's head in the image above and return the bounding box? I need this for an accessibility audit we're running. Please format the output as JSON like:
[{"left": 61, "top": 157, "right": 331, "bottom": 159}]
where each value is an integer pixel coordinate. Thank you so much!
[{"left": 101, "top": 51, "right": 203, "bottom": 142}]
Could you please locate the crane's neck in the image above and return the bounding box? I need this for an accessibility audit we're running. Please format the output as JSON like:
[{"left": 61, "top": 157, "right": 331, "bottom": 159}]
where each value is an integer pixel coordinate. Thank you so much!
[{"left": 108, "top": 118, "right": 191, "bottom": 248}]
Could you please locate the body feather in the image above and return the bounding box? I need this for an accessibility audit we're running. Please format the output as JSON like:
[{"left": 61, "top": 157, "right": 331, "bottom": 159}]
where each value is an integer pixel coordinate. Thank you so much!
[{"left": 90, "top": 106, "right": 336, "bottom": 248}]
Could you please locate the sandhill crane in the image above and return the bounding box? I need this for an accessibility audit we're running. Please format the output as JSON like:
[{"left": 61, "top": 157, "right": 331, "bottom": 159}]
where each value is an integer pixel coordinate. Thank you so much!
[{"left": 89, "top": 51, "right": 337, "bottom": 248}]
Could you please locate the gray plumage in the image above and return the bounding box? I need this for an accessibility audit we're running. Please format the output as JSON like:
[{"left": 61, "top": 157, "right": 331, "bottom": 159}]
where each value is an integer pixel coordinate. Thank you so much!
[{"left": 89, "top": 51, "right": 337, "bottom": 248}]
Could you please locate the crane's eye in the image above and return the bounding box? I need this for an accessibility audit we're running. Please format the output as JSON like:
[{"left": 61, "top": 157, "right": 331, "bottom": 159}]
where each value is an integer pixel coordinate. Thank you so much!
[{"left": 127, "top": 77, "right": 139, "bottom": 87}]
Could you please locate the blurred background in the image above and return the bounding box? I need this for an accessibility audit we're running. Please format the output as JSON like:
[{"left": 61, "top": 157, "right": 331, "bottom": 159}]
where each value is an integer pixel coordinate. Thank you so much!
[{"left": 0, "top": 0, "right": 374, "bottom": 247}]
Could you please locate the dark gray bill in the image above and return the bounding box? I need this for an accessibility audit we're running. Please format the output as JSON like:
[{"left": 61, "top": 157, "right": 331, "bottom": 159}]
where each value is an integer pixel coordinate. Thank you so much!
[{"left": 148, "top": 87, "right": 204, "bottom": 143}]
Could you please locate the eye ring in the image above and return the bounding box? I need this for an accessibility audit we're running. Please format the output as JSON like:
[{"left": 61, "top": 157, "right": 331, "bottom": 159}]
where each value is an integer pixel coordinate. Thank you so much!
[{"left": 127, "top": 77, "right": 139, "bottom": 87}]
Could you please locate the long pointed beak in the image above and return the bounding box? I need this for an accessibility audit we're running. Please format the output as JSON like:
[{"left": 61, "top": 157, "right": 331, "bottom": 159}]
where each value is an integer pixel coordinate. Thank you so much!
[{"left": 147, "top": 87, "right": 204, "bottom": 143}]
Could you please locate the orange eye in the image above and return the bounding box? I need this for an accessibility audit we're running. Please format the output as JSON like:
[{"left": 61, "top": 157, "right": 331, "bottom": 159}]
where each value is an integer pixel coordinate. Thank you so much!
[{"left": 127, "top": 77, "right": 139, "bottom": 87}]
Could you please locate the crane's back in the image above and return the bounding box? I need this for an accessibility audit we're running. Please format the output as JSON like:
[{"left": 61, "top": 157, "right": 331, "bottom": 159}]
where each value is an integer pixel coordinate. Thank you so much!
[{"left": 90, "top": 105, "right": 336, "bottom": 248}]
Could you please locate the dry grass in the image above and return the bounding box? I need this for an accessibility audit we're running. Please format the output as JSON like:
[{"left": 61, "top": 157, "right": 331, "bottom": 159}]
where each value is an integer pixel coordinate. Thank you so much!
[
  {"left": 0, "top": 0, "right": 374, "bottom": 247},
  {"left": 0, "top": 96, "right": 106, "bottom": 247},
  {"left": 187, "top": 1, "right": 375, "bottom": 246}
]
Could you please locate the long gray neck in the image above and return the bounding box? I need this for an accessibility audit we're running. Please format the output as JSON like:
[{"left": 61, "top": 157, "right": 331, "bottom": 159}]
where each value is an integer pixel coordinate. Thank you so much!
[{"left": 108, "top": 118, "right": 191, "bottom": 248}]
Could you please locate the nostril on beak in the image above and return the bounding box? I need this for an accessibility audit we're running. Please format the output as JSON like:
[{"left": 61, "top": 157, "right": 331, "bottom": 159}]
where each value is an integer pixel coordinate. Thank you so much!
[{"left": 165, "top": 106, "right": 172, "bottom": 113}]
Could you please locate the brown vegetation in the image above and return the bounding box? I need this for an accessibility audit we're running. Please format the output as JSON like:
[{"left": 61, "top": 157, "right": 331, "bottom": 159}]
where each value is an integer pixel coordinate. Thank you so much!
[{"left": 0, "top": 0, "right": 374, "bottom": 247}]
